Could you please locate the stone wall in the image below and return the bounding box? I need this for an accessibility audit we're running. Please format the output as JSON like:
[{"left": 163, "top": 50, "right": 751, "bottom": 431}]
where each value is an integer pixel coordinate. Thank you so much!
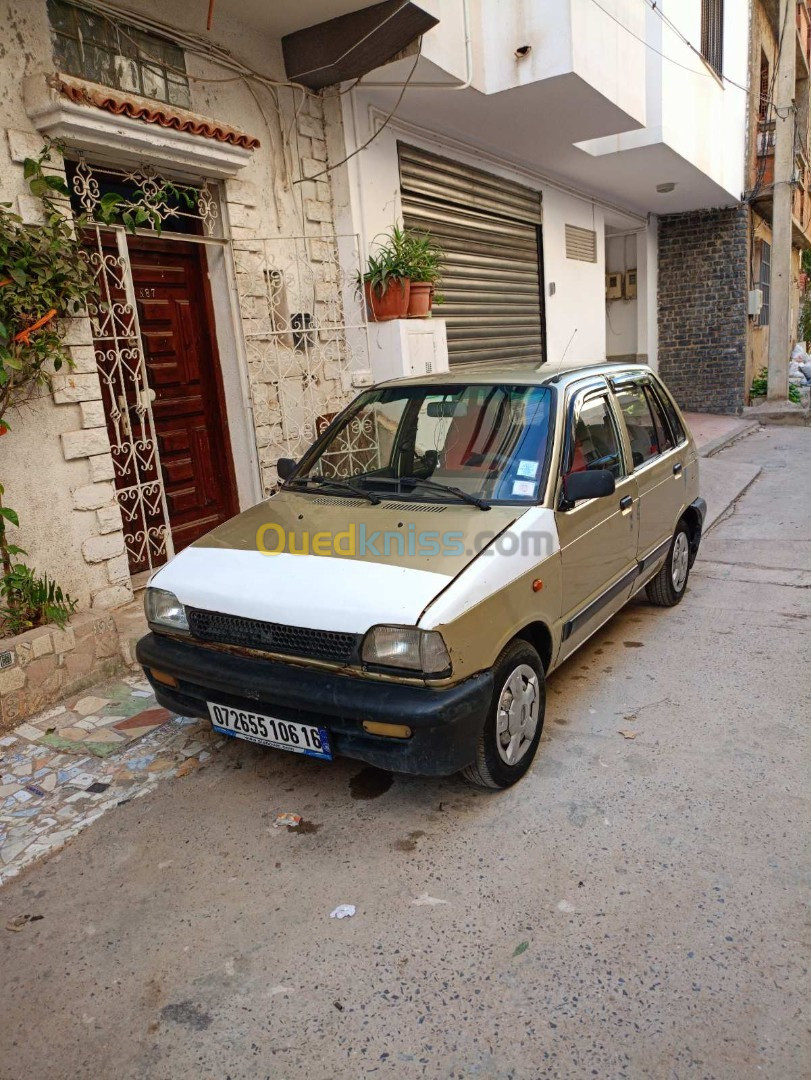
[{"left": 657, "top": 206, "right": 748, "bottom": 415}]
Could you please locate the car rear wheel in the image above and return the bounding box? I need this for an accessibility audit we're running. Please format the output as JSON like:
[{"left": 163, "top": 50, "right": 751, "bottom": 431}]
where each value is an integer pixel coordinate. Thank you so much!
[
  {"left": 646, "top": 520, "right": 691, "bottom": 607},
  {"left": 461, "top": 640, "right": 545, "bottom": 790}
]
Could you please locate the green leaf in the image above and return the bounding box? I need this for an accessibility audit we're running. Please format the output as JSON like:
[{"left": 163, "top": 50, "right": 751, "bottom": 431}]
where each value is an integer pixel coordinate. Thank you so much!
[
  {"left": 5, "top": 545, "right": 27, "bottom": 558},
  {"left": 0, "top": 506, "right": 20, "bottom": 527},
  {"left": 9, "top": 267, "right": 27, "bottom": 286},
  {"left": 23, "top": 158, "right": 37, "bottom": 179},
  {"left": 28, "top": 177, "right": 49, "bottom": 198},
  {"left": 100, "top": 192, "right": 123, "bottom": 214},
  {"left": 45, "top": 174, "right": 70, "bottom": 195}
]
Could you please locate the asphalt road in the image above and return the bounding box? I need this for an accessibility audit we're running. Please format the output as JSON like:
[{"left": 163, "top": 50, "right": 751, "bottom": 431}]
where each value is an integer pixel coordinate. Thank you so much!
[{"left": 1, "top": 427, "right": 809, "bottom": 1080}]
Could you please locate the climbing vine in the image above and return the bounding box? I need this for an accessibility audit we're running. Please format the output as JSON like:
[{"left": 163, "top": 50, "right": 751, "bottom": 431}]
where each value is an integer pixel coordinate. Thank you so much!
[{"left": 0, "top": 140, "right": 191, "bottom": 633}]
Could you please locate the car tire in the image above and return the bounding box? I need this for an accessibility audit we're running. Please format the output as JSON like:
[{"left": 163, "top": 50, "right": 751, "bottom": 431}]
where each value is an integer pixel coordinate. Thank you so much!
[
  {"left": 461, "top": 640, "right": 545, "bottom": 790},
  {"left": 646, "top": 520, "right": 691, "bottom": 607}
]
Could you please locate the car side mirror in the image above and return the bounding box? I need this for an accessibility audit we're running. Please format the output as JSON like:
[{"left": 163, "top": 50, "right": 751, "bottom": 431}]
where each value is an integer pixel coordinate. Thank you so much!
[
  {"left": 563, "top": 469, "right": 615, "bottom": 504},
  {"left": 277, "top": 457, "right": 296, "bottom": 480}
]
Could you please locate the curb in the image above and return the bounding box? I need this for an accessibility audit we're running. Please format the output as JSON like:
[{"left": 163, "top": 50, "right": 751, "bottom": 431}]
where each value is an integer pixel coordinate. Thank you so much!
[
  {"left": 699, "top": 419, "right": 760, "bottom": 459},
  {"left": 702, "top": 465, "right": 762, "bottom": 535}
]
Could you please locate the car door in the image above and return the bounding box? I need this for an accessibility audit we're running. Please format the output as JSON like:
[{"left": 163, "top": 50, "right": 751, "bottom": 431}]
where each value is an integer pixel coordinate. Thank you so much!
[
  {"left": 611, "top": 376, "right": 686, "bottom": 570},
  {"left": 555, "top": 382, "right": 639, "bottom": 663}
]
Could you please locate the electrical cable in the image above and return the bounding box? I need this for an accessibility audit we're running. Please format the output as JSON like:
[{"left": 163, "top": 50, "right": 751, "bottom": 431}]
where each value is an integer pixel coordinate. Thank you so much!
[
  {"left": 643, "top": 1, "right": 751, "bottom": 95},
  {"left": 285, "top": 0, "right": 410, "bottom": 81},
  {"left": 587, "top": 0, "right": 747, "bottom": 90},
  {"left": 294, "top": 41, "right": 423, "bottom": 184}
]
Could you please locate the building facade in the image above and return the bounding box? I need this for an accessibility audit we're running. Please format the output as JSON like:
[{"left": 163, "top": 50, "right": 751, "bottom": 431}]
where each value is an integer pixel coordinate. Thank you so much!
[
  {"left": 745, "top": 0, "right": 811, "bottom": 399},
  {"left": 1, "top": 0, "right": 753, "bottom": 645}
]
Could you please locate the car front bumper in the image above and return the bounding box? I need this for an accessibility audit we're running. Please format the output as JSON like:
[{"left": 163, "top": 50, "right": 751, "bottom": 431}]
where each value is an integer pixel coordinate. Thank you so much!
[{"left": 136, "top": 632, "right": 492, "bottom": 776}]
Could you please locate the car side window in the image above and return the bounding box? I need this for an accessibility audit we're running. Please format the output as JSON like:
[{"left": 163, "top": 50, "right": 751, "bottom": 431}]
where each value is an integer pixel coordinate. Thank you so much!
[
  {"left": 651, "top": 379, "right": 686, "bottom": 445},
  {"left": 615, "top": 386, "right": 660, "bottom": 468},
  {"left": 566, "top": 395, "right": 624, "bottom": 479},
  {"left": 644, "top": 384, "right": 674, "bottom": 453}
]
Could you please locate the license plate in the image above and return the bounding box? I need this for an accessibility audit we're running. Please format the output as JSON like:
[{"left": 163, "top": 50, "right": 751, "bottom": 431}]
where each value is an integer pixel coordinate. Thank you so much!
[{"left": 207, "top": 702, "right": 332, "bottom": 760}]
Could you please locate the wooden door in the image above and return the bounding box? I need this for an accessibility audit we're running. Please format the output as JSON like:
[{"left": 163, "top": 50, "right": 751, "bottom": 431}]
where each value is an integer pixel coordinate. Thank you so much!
[{"left": 128, "top": 235, "right": 238, "bottom": 555}]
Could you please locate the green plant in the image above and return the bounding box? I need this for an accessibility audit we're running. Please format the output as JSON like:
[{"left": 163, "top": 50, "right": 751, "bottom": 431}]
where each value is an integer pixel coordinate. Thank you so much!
[
  {"left": 750, "top": 367, "right": 768, "bottom": 397},
  {"left": 399, "top": 229, "right": 444, "bottom": 286},
  {"left": 357, "top": 224, "right": 445, "bottom": 296},
  {"left": 750, "top": 365, "right": 802, "bottom": 403},
  {"left": 0, "top": 142, "right": 103, "bottom": 634},
  {"left": 0, "top": 562, "right": 77, "bottom": 634}
]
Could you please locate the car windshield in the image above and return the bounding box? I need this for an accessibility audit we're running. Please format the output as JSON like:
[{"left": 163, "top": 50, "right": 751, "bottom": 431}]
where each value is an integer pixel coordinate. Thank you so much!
[{"left": 290, "top": 383, "right": 553, "bottom": 504}]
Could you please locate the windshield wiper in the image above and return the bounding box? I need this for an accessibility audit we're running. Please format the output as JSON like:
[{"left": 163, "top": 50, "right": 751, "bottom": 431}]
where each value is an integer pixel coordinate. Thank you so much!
[
  {"left": 287, "top": 475, "right": 381, "bottom": 505},
  {"left": 379, "top": 475, "right": 491, "bottom": 511}
]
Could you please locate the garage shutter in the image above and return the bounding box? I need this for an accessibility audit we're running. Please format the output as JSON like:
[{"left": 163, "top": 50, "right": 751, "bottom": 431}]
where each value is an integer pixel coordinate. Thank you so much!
[{"left": 399, "top": 143, "right": 544, "bottom": 366}]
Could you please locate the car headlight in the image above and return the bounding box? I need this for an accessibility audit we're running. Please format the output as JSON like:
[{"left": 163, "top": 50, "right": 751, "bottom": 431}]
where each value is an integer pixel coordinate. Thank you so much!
[
  {"left": 145, "top": 587, "right": 189, "bottom": 633},
  {"left": 361, "top": 625, "right": 451, "bottom": 675}
]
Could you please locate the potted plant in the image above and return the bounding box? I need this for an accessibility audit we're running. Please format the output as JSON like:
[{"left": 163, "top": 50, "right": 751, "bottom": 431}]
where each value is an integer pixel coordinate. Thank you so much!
[
  {"left": 361, "top": 248, "right": 410, "bottom": 321},
  {"left": 359, "top": 227, "right": 410, "bottom": 321},
  {"left": 401, "top": 230, "right": 443, "bottom": 318}
]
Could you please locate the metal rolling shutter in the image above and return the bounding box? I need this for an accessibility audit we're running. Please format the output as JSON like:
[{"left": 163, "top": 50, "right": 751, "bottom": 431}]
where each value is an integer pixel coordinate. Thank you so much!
[{"left": 399, "top": 143, "right": 544, "bottom": 366}]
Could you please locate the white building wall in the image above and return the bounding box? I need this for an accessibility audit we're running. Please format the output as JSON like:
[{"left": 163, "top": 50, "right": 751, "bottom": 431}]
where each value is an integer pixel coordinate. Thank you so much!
[{"left": 339, "top": 94, "right": 655, "bottom": 372}]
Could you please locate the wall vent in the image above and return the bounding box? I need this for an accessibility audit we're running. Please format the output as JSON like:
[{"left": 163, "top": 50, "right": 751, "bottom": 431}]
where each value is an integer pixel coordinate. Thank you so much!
[{"left": 565, "top": 224, "right": 597, "bottom": 262}]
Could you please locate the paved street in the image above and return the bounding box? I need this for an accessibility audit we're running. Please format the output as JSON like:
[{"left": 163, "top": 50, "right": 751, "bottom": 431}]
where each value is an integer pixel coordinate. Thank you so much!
[{"left": 1, "top": 426, "right": 809, "bottom": 1080}]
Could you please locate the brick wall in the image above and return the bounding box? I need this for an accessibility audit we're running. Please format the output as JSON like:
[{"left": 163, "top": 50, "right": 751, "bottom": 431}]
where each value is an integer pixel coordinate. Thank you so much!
[{"left": 658, "top": 207, "right": 748, "bottom": 414}]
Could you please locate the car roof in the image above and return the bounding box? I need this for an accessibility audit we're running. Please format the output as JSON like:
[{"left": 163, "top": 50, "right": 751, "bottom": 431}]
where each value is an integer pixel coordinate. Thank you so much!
[{"left": 375, "top": 360, "right": 653, "bottom": 391}]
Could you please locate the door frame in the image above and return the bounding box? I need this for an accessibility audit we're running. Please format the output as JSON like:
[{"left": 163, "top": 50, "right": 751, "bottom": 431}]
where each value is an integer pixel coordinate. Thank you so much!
[{"left": 127, "top": 231, "right": 240, "bottom": 551}]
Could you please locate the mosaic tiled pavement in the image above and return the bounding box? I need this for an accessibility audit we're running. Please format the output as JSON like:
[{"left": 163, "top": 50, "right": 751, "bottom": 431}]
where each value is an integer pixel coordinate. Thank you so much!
[{"left": 0, "top": 674, "right": 220, "bottom": 886}]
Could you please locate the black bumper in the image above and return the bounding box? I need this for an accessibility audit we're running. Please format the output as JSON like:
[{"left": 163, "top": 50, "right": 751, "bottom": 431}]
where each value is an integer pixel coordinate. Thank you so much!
[{"left": 136, "top": 632, "right": 492, "bottom": 776}]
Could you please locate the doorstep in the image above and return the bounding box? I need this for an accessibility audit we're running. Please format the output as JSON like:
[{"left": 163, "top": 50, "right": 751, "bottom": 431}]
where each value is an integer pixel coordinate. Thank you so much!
[
  {"left": 743, "top": 400, "right": 811, "bottom": 427},
  {"left": 0, "top": 669, "right": 221, "bottom": 887}
]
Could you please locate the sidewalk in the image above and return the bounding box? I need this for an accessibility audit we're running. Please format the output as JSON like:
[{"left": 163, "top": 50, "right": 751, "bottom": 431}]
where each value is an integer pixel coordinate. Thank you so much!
[
  {"left": 0, "top": 673, "right": 220, "bottom": 886},
  {"left": 682, "top": 411, "right": 759, "bottom": 456}
]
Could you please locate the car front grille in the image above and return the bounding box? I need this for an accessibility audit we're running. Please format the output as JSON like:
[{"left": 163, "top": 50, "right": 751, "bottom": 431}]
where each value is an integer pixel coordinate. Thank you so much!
[{"left": 186, "top": 608, "right": 359, "bottom": 664}]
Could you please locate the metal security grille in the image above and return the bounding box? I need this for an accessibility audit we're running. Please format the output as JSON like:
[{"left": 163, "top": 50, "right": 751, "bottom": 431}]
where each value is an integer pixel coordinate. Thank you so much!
[
  {"left": 701, "top": 0, "right": 724, "bottom": 76},
  {"left": 399, "top": 144, "right": 544, "bottom": 366},
  {"left": 81, "top": 224, "right": 173, "bottom": 575},
  {"left": 564, "top": 224, "right": 597, "bottom": 262},
  {"left": 232, "top": 234, "right": 369, "bottom": 491},
  {"left": 187, "top": 608, "right": 360, "bottom": 663}
]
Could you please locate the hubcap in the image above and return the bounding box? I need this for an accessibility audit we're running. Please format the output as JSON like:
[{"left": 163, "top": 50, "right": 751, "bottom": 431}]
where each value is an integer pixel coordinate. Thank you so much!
[
  {"left": 495, "top": 664, "right": 540, "bottom": 766},
  {"left": 671, "top": 531, "right": 689, "bottom": 592}
]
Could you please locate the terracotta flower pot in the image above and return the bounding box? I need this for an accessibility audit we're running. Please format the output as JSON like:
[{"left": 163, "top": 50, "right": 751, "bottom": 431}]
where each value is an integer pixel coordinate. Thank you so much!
[
  {"left": 364, "top": 278, "right": 410, "bottom": 321},
  {"left": 407, "top": 281, "right": 434, "bottom": 317}
]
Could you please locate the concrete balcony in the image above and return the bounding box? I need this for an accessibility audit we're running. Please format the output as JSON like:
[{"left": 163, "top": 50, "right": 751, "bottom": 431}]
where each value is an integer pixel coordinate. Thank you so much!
[{"left": 350, "top": 0, "right": 745, "bottom": 216}]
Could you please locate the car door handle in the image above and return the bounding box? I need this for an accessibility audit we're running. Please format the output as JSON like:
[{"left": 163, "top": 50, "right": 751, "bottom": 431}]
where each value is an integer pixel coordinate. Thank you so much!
[
  {"left": 673, "top": 462, "right": 682, "bottom": 475},
  {"left": 619, "top": 495, "right": 633, "bottom": 511}
]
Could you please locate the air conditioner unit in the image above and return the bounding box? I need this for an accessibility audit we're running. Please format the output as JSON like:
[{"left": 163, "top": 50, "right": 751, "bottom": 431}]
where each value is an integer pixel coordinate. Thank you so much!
[
  {"left": 605, "top": 272, "right": 622, "bottom": 300},
  {"left": 624, "top": 269, "right": 638, "bottom": 299},
  {"left": 748, "top": 289, "right": 763, "bottom": 316}
]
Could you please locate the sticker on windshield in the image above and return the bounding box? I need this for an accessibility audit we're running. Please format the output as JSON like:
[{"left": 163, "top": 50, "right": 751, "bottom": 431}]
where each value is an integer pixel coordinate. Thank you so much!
[
  {"left": 512, "top": 479, "right": 535, "bottom": 497},
  {"left": 516, "top": 460, "right": 538, "bottom": 479}
]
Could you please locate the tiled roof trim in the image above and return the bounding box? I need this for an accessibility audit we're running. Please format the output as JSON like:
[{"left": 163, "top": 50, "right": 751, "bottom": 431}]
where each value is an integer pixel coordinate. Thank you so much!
[{"left": 55, "top": 75, "right": 260, "bottom": 150}]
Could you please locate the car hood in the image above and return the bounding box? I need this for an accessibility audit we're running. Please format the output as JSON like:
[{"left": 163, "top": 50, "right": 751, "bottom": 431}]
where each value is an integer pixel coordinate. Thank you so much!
[{"left": 149, "top": 490, "right": 524, "bottom": 634}]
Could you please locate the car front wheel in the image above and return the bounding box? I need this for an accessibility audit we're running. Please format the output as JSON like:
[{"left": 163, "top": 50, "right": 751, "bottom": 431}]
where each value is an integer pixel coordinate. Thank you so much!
[
  {"left": 646, "top": 520, "right": 691, "bottom": 607},
  {"left": 462, "top": 640, "right": 545, "bottom": 789}
]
